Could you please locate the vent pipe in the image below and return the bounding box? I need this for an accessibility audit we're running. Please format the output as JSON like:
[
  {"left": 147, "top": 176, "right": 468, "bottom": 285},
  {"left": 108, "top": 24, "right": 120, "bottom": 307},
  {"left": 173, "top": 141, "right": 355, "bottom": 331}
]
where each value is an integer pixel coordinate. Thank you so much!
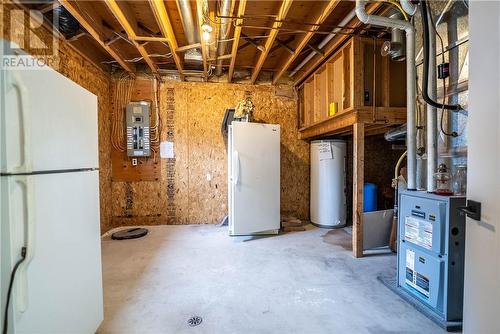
[
  {"left": 400, "top": 0, "right": 418, "bottom": 16},
  {"left": 215, "top": 0, "right": 232, "bottom": 76},
  {"left": 426, "top": 8, "right": 438, "bottom": 192},
  {"left": 355, "top": 0, "right": 417, "bottom": 190}
]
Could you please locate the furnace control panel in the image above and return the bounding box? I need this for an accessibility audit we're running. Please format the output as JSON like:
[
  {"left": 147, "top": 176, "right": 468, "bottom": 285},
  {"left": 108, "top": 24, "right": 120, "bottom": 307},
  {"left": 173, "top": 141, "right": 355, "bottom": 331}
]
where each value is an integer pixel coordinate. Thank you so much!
[{"left": 126, "top": 101, "right": 151, "bottom": 157}]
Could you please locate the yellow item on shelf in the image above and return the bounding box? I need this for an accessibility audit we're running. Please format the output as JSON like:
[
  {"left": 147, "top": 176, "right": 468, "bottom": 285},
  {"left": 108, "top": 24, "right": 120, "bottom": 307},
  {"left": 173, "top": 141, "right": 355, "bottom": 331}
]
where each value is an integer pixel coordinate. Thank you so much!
[{"left": 329, "top": 102, "right": 338, "bottom": 117}]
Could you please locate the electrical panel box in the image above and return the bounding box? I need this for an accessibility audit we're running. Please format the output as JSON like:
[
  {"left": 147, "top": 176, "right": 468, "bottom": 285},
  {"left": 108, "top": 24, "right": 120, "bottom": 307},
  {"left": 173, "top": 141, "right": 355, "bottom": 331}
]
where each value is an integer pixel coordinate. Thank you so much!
[
  {"left": 397, "top": 190, "right": 466, "bottom": 323},
  {"left": 126, "top": 101, "right": 151, "bottom": 157}
]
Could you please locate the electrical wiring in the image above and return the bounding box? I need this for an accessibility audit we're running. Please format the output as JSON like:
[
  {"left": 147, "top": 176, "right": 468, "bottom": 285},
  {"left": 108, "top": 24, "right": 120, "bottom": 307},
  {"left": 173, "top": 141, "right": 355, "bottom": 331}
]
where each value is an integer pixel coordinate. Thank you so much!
[
  {"left": 111, "top": 73, "right": 134, "bottom": 152},
  {"left": 2, "top": 247, "right": 27, "bottom": 334},
  {"left": 427, "top": 1, "right": 467, "bottom": 138},
  {"left": 102, "top": 53, "right": 172, "bottom": 65},
  {"left": 376, "top": 0, "right": 409, "bottom": 21},
  {"left": 420, "top": 0, "right": 462, "bottom": 112}
]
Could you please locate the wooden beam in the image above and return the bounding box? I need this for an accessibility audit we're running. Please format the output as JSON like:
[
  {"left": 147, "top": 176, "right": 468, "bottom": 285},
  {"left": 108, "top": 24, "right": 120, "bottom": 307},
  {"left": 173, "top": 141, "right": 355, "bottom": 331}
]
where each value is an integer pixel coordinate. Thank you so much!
[
  {"left": 273, "top": 38, "right": 294, "bottom": 55},
  {"left": 149, "top": 0, "right": 184, "bottom": 80},
  {"left": 269, "top": 36, "right": 295, "bottom": 54},
  {"left": 39, "top": 1, "right": 61, "bottom": 13},
  {"left": 176, "top": 43, "right": 202, "bottom": 53},
  {"left": 293, "top": 2, "right": 384, "bottom": 86},
  {"left": 353, "top": 122, "right": 364, "bottom": 258},
  {"left": 241, "top": 33, "right": 265, "bottom": 52},
  {"left": 195, "top": 0, "right": 209, "bottom": 78},
  {"left": 104, "top": 0, "right": 158, "bottom": 75},
  {"left": 273, "top": 0, "right": 341, "bottom": 84},
  {"left": 228, "top": 0, "right": 247, "bottom": 82},
  {"left": 59, "top": 0, "right": 134, "bottom": 74},
  {"left": 250, "top": 0, "right": 293, "bottom": 84}
]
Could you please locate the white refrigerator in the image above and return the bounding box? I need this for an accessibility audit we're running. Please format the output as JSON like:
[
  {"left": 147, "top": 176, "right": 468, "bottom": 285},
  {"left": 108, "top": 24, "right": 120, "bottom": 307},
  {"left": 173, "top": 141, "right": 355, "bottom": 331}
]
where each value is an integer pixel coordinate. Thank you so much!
[
  {"left": 228, "top": 122, "right": 280, "bottom": 236},
  {"left": 1, "top": 43, "right": 103, "bottom": 333}
]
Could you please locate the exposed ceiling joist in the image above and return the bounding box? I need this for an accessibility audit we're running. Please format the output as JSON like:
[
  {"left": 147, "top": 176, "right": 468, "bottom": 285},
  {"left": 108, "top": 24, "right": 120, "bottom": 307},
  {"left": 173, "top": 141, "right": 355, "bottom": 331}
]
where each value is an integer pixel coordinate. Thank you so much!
[
  {"left": 250, "top": 0, "right": 294, "bottom": 84},
  {"left": 272, "top": 0, "right": 341, "bottom": 84},
  {"left": 58, "top": 0, "right": 135, "bottom": 75},
  {"left": 293, "top": 2, "right": 384, "bottom": 86},
  {"left": 195, "top": 0, "right": 209, "bottom": 78},
  {"left": 104, "top": 0, "right": 158, "bottom": 75},
  {"left": 149, "top": 0, "right": 185, "bottom": 80},
  {"left": 228, "top": 0, "right": 247, "bottom": 82},
  {"left": 39, "top": 1, "right": 61, "bottom": 14}
]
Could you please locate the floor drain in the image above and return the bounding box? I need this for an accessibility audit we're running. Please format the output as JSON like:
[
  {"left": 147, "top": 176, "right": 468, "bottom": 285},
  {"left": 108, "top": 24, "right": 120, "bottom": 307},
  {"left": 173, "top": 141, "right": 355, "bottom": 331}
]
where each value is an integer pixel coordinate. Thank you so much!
[{"left": 187, "top": 316, "right": 203, "bottom": 327}]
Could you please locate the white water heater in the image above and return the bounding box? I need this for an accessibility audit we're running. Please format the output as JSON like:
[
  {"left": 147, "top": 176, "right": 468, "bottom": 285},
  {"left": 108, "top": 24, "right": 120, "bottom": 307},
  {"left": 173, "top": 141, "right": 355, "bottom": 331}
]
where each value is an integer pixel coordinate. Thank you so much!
[{"left": 310, "top": 140, "right": 347, "bottom": 228}]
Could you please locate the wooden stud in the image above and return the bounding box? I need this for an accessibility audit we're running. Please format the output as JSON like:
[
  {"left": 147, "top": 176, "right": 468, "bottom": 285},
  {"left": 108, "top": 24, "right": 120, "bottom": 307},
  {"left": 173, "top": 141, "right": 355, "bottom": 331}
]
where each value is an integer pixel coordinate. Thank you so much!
[
  {"left": 353, "top": 122, "right": 364, "bottom": 258},
  {"left": 272, "top": 0, "right": 341, "bottom": 84},
  {"left": 228, "top": 0, "right": 247, "bottom": 82},
  {"left": 195, "top": 0, "right": 209, "bottom": 79},
  {"left": 104, "top": 0, "right": 158, "bottom": 75},
  {"left": 250, "top": 0, "right": 294, "bottom": 84},
  {"left": 293, "top": 2, "right": 384, "bottom": 86},
  {"left": 149, "top": 0, "right": 185, "bottom": 80},
  {"left": 59, "top": 0, "right": 135, "bottom": 74}
]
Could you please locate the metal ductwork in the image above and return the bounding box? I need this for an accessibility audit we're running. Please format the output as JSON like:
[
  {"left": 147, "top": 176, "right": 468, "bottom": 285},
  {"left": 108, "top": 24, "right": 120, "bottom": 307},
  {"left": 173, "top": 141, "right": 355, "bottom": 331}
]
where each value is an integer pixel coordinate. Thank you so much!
[
  {"left": 215, "top": 0, "right": 232, "bottom": 76},
  {"left": 355, "top": 0, "right": 417, "bottom": 190},
  {"left": 381, "top": 13, "right": 406, "bottom": 61},
  {"left": 177, "top": 0, "right": 203, "bottom": 63}
]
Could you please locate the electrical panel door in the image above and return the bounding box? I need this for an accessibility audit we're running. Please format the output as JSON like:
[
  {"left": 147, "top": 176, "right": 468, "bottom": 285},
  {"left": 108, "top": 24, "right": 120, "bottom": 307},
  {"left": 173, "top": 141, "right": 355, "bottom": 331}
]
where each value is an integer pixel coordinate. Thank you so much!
[{"left": 126, "top": 101, "right": 151, "bottom": 157}]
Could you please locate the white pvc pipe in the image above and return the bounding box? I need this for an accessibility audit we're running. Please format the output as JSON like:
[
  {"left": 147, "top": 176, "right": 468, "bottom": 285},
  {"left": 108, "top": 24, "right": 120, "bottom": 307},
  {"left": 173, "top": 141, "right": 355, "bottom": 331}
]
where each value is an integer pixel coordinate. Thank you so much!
[
  {"left": 426, "top": 9, "right": 438, "bottom": 192},
  {"left": 289, "top": 9, "right": 357, "bottom": 77},
  {"left": 355, "top": 0, "right": 417, "bottom": 190},
  {"left": 400, "top": 0, "right": 418, "bottom": 16}
]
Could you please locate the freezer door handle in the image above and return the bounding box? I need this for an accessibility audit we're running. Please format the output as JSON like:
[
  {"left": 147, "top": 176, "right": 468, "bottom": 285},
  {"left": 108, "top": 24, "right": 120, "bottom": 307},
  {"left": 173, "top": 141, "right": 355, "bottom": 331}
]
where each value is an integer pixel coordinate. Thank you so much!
[
  {"left": 13, "top": 175, "right": 36, "bottom": 313},
  {"left": 233, "top": 150, "right": 240, "bottom": 185},
  {"left": 10, "top": 71, "right": 32, "bottom": 173}
]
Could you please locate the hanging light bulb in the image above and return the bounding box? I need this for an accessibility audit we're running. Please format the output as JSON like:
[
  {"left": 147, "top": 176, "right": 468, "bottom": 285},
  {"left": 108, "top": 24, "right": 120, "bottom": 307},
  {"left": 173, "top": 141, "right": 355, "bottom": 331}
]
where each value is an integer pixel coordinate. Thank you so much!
[
  {"left": 202, "top": 30, "right": 211, "bottom": 41},
  {"left": 201, "top": 22, "right": 213, "bottom": 33}
]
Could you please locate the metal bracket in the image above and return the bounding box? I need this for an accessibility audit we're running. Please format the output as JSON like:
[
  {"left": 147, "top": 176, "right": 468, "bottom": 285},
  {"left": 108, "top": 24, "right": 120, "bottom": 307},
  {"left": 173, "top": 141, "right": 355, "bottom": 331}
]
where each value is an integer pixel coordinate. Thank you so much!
[{"left": 457, "top": 200, "right": 481, "bottom": 221}]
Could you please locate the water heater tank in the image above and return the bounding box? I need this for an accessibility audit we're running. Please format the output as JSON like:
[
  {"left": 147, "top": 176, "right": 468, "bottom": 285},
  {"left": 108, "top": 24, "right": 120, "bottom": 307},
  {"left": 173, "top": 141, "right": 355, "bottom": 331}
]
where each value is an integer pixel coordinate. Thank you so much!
[{"left": 310, "top": 140, "right": 347, "bottom": 228}]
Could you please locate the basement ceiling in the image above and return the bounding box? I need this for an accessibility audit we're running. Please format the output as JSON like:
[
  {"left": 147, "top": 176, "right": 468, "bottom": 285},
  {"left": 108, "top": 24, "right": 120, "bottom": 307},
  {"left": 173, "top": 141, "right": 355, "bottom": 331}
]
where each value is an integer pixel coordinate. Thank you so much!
[{"left": 24, "top": 0, "right": 393, "bottom": 84}]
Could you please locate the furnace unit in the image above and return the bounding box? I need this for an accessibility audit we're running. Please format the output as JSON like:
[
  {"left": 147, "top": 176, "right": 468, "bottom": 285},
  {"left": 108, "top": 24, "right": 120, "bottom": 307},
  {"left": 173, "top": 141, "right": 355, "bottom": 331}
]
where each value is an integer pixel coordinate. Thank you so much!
[{"left": 397, "top": 190, "right": 466, "bottom": 328}]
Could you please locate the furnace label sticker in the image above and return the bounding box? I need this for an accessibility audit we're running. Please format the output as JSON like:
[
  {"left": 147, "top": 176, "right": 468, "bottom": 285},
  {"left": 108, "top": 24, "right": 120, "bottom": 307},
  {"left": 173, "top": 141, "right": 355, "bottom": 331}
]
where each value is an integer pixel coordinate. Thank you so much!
[
  {"left": 404, "top": 216, "right": 433, "bottom": 250},
  {"left": 405, "top": 249, "right": 430, "bottom": 298}
]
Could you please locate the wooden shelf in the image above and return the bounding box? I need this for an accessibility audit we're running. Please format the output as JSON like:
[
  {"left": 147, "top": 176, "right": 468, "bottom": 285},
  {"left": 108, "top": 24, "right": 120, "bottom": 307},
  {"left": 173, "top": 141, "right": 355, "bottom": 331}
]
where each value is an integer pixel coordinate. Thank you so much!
[
  {"left": 297, "top": 36, "right": 407, "bottom": 140},
  {"left": 298, "top": 107, "right": 406, "bottom": 139}
]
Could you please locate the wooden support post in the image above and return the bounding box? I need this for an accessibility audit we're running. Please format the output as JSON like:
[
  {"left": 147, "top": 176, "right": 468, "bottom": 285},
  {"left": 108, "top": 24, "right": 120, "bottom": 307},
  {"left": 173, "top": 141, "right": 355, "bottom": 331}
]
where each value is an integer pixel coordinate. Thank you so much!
[{"left": 353, "top": 122, "right": 364, "bottom": 258}]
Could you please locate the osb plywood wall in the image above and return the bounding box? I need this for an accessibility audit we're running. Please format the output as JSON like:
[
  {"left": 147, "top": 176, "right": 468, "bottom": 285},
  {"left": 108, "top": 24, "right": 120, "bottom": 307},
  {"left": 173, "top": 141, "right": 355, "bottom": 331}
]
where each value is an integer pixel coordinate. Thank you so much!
[
  {"left": 111, "top": 81, "right": 310, "bottom": 227},
  {"left": 1, "top": 3, "right": 113, "bottom": 231}
]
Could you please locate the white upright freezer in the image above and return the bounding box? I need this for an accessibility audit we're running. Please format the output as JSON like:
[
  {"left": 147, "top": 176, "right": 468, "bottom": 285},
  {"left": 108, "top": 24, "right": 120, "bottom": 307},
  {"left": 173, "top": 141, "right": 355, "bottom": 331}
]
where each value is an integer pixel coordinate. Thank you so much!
[
  {"left": 1, "top": 42, "right": 103, "bottom": 333},
  {"left": 228, "top": 122, "right": 281, "bottom": 236}
]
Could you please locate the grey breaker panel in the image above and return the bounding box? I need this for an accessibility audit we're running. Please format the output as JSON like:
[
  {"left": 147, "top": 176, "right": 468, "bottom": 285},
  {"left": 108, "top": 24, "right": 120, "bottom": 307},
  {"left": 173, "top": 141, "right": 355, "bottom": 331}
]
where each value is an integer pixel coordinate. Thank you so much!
[{"left": 126, "top": 101, "right": 151, "bottom": 157}]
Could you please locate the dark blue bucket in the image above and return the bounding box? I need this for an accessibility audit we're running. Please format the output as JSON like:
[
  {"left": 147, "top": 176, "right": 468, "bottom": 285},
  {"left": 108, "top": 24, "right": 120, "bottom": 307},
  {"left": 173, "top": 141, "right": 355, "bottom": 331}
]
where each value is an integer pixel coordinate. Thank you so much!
[{"left": 364, "top": 183, "right": 377, "bottom": 212}]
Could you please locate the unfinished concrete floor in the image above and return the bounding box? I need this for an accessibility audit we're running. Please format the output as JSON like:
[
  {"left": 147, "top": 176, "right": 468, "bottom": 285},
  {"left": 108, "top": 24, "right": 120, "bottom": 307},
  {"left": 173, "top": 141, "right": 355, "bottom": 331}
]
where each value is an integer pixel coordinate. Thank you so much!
[{"left": 98, "top": 225, "right": 447, "bottom": 334}]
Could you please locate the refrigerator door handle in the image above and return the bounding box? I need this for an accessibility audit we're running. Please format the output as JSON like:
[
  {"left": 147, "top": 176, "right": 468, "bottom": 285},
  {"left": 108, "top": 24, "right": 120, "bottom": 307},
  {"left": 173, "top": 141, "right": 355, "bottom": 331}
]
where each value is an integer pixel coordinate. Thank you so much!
[
  {"left": 11, "top": 71, "right": 32, "bottom": 173},
  {"left": 13, "top": 175, "right": 35, "bottom": 313},
  {"left": 233, "top": 150, "right": 240, "bottom": 185}
]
